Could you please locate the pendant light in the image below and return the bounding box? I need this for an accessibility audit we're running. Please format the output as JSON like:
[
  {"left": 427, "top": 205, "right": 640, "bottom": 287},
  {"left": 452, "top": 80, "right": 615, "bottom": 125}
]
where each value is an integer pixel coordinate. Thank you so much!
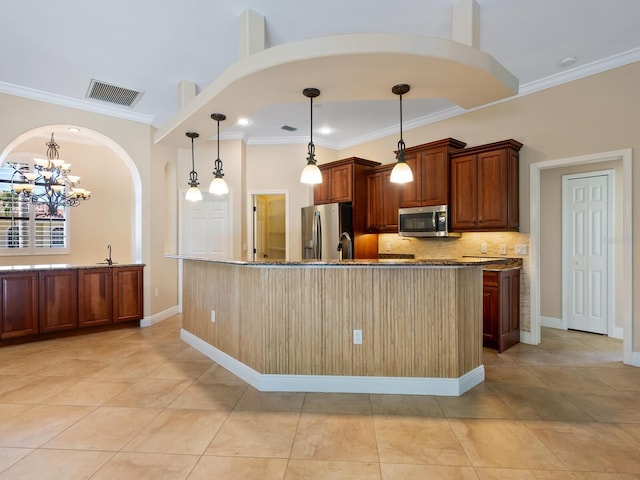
[
  {"left": 300, "top": 87, "right": 323, "bottom": 185},
  {"left": 209, "top": 113, "right": 229, "bottom": 195},
  {"left": 185, "top": 132, "right": 202, "bottom": 202},
  {"left": 390, "top": 84, "right": 414, "bottom": 184}
]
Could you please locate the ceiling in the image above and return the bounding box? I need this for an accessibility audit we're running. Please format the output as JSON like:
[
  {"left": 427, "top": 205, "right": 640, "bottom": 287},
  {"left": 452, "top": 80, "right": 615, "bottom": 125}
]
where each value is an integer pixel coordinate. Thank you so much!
[{"left": 2, "top": 0, "right": 639, "bottom": 149}]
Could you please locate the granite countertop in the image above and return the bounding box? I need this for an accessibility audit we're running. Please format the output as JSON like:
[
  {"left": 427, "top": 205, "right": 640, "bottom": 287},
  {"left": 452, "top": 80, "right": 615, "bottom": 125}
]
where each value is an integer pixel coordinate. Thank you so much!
[
  {"left": 0, "top": 263, "right": 145, "bottom": 273},
  {"left": 167, "top": 254, "right": 509, "bottom": 267}
]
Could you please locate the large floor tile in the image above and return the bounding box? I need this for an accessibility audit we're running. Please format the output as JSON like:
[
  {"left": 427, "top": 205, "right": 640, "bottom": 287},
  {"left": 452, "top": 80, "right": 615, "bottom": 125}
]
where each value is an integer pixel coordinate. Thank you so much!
[
  {"left": 381, "top": 463, "right": 478, "bottom": 479},
  {"left": 0, "top": 405, "right": 94, "bottom": 448},
  {"left": 436, "top": 391, "right": 518, "bottom": 419},
  {"left": 491, "top": 385, "right": 595, "bottom": 422},
  {"left": 0, "top": 376, "right": 80, "bottom": 404},
  {"left": 235, "top": 387, "right": 305, "bottom": 413},
  {"left": 286, "top": 459, "right": 381, "bottom": 479},
  {"left": 474, "top": 467, "right": 577, "bottom": 479},
  {"left": 42, "top": 377, "right": 136, "bottom": 406},
  {"left": 0, "top": 447, "right": 33, "bottom": 474},
  {"left": 370, "top": 393, "right": 443, "bottom": 417},
  {"left": 292, "top": 413, "right": 378, "bottom": 463},
  {"left": 302, "top": 392, "right": 372, "bottom": 415},
  {"left": 207, "top": 410, "right": 300, "bottom": 458},
  {"left": 123, "top": 409, "right": 227, "bottom": 455},
  {"left": 374, "top": 416, "right": 469, "bottom": 466},
  {"left": 43, "top": 406, "right": 161, "bottom": 451},
  {"left": 580, "top": 366, "right": 640, "bottom": 391},
  {"left": 105, "top": 377, "right": 192, "bottom": 408},
  {"left": 168, "top": 383, "right": 246, "bottom": 411},
  {"left": 564, "top": 391, "right": 640, "bottom": 423},
  {"left": 90, "top": 452, "right": 198, "bottom": 480},
  {"left": 448, "top": 419, "right": 566, "bottom": 470},
  {"left": 526, "top": 366, "right": 611, "bottom": 393},
  {"left": 188, "top": 456, "right": 288, "bottom": 480},
  {"left": 0, "top": 448, "right": 114, "bottom": 480},
  {"left": 526, "top": 421, "right": 640, "bottom": 473}
]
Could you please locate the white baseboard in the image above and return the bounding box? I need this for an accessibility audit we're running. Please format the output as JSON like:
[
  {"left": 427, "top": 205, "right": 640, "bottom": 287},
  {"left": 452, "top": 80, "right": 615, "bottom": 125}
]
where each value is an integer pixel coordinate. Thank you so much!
[
  {"left": 541, "top": 316, "right": 563, "bottom": 329},
  {"left": 180, "top": 329, "right": 484, "bottom": 396},
  {"left": 520, "top": 330, "right": 537, "bottom": 345},
  {"left": 609, "top": 325, "right": 623, "bottom": 340},
  {"left": 140, "top": 305, "right": 179, "bottom": 327}
]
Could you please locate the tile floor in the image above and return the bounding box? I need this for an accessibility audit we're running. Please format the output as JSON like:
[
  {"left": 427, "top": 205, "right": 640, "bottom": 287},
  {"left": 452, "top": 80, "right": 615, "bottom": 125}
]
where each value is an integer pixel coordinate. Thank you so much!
[{"left": 0, "top": 316, "right": 639, "bottom": 479}]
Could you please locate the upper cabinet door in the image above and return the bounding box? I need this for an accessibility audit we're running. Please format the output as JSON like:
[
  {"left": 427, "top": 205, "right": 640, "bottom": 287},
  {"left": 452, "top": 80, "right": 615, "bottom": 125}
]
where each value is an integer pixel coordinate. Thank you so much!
[
  {"left": 398, "top": 151, "right": 422, "bottom": 208},
  {"left": 421, "top": 146, "right": 449, "bottom": 206},
  {"left": 477, "top": 149, "right": 508, "bottom": 228},
  {"left": 313, "top": 167, "right": 332, "bottom": 204},
  {"left": 330, "top": 164, "right": 353, "bottom": 203},
  {"left": 450, "top": 153, "right": 478, "bottom": 231}
]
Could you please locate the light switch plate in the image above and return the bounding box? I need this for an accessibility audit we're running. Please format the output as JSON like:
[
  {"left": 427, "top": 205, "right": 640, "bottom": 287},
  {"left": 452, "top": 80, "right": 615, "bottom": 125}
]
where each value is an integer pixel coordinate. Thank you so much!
[
  {"left": 353, "top": 329, "right": 363, "bottom": 345},
  {"left": 480, "top": 242, "right": 487, "bottom": 254},
  {"left": 515, "top": 244, "right": 528, "bottom": 255},
  {"left": 499, "top": 244, "right": 507, "bottom": 255}
]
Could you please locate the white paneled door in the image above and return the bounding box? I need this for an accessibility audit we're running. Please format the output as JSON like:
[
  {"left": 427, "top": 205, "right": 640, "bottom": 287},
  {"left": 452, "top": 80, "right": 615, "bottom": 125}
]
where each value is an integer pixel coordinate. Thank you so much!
[
  {"left": 179, "top": 192, "right": 230, "bottom": 258},
  {"left": 564, "top": 174, "right": 609, "bottom": 334}
]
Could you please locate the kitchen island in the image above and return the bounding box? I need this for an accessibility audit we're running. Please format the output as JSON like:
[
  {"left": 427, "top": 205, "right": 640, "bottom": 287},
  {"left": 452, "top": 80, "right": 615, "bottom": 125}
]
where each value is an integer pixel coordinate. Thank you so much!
[{"left": 175, "top": 256, "right": 505, "bottom": 396}]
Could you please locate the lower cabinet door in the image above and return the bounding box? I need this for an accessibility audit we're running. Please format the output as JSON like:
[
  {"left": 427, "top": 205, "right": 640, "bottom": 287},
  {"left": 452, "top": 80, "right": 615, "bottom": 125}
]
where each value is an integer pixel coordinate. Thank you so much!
[
  {"left": 1, "top": 272, "right": 39, "bottom": 339},
  {"left": 113, "top": 266, "right": 143, "bottom": 323},
  {"left": 78, "top": 268, "right": 113, "bottom": 327},
  {"left": 39, "top": 270, "right": 78, "bottom": 333}
]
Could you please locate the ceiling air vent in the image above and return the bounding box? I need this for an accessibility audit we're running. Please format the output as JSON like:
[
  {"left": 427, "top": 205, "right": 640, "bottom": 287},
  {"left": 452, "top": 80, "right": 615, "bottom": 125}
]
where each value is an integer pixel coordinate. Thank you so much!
[
  {"left": 281, "top": 125, "right": 297, "bottom": 132},
  {"left": 86, "top": 79, "right": 144, "bottom": 107}
]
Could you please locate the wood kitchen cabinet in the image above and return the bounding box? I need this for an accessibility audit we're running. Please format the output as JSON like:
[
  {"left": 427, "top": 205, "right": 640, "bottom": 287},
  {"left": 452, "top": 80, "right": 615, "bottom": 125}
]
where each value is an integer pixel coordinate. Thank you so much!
[
  {"left": 398, "top": 138, "right": 466, "bottom": 208},
  {"left": 313, "top": 157, "right": 381, "bottom": 259},
  {"left": 1, "top": 264, "right": 144, "bottom": 346},
  {"left": 483, "top": 268, "right": 520, "bottom": 353},
  {"left": 0, "top": 271, "right": 38, "bottom": 339},
  {"left": 314, "top": 157, "right": 379, "bottom": 205},
  {"left": 113, "top": 266, "right": 144, "bottom": 323},
  {"left": 366, "top": 164, "right": 399, "bottom": 232},
  {"left": 39, "top": 269, "right": 78, "bottom": 333},
  {"left": 450, "top": 139, "right": 522, "bottom": 231},
  {"left": 78, "top": 268, "right": 113, "bottom": 327}
]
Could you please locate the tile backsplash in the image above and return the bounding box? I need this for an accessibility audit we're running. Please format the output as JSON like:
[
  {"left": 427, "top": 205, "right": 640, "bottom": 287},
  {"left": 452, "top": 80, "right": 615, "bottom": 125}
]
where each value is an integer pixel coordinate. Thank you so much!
[{"left": 379, "top": 231, "right": 531, "bottom": 333}]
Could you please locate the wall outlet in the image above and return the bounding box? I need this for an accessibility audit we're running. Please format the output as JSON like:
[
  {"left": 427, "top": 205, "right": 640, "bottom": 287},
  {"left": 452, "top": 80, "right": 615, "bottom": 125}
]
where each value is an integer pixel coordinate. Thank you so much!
[
  {"left": 353, "top": 329, "right": 363, "bottom": 345},
  {"left": 210, "top": 310, "right": 216, "bottom": 323},
  {"left": 499, "top": 244, "right": 507, "bottom": 255},
  {"left": 154, "top": 287, "right": 159, "bottom": 297},
  {"left": 515, "top": 244, "right": 528, "bottom": 255},
  {"left": 480, "top": 242, "right": 487, "bottom": 254}
]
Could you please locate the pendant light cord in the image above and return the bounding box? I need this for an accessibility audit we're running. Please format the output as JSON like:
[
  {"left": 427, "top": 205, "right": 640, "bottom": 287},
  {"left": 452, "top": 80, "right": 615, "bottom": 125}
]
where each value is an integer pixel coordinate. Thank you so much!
[{"left": 397, "top": 91, "right": 406, "bottom": 161}]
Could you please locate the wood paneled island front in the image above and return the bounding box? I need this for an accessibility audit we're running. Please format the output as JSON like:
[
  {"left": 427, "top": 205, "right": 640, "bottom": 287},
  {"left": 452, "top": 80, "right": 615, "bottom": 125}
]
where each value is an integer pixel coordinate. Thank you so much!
[{"left": 177, "top": 257, "right": 503, "bottom": 396}]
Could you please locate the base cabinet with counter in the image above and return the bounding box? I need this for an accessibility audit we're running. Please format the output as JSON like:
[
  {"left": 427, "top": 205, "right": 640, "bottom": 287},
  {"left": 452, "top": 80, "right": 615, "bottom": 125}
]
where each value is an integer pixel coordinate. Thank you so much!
[
  {"left": 1, "top": 264, "right": 144, "bottom": 344},
  {"left": 483, "top": 268, "right": 520, "bottom": 353}
]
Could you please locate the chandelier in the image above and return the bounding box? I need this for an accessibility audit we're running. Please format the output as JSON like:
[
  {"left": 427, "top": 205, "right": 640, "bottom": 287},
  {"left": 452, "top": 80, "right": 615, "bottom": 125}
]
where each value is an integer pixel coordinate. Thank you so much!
[{"left": 9, "top": 133, "right": 91, "bottom": 216}]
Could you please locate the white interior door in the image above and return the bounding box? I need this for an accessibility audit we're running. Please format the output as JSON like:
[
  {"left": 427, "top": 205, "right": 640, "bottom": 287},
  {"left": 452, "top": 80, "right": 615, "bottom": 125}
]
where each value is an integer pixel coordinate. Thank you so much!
[
  {"left": 564, "top": 174, "right": 609, "bottom": 334},
  {"left": 179, "top": 192, "right": 230, "bottom": 258}
]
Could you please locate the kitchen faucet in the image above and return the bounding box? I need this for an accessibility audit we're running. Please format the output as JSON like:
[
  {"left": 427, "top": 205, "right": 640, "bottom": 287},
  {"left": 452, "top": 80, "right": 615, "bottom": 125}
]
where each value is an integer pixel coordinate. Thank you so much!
[{"left": 105, "top": 244, "right": 112, "bottom": 266}]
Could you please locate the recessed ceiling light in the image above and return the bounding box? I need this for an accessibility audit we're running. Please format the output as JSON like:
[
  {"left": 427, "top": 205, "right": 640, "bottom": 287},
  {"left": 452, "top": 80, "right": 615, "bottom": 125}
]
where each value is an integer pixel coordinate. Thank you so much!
[
  {"left": 559, "top": 56, "right": 577, "bottom": 68},
  {"left": 319, "top": 127, "right": 332, "bottom": 135},
  {"left": 68, "top": 127, "right": 80, "bottom": 133},
  {"left": 237, "top": 118, "right": 250, "bottom": 126}
]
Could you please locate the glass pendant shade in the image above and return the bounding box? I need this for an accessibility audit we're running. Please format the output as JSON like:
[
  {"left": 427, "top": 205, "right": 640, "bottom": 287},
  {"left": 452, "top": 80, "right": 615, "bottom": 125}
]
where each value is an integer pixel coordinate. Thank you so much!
[
  {"left": 185, "top": 186, "right": 202, "bottom": 202},
  {"left": 300, "top": 163, "right": 323, "bottom": 184},
  {"left": 209, "top": 176, "right": 229, "bottom": 195},
  {"left": 390, "top": 161, "right": 414, "bottom": 183}
]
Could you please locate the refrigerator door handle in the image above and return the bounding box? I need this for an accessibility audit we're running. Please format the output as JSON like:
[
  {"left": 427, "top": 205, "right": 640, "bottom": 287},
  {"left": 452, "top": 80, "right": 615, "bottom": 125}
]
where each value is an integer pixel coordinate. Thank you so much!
[{"left": 316, "top": 209, "right": 322, "bottom": 259}]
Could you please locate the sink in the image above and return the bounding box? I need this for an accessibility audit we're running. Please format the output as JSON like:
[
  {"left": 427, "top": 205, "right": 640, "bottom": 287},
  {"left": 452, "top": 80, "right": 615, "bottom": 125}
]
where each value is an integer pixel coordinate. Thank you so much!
[{"left": 95, "top": 262, "right": 118, "bottom": 265}]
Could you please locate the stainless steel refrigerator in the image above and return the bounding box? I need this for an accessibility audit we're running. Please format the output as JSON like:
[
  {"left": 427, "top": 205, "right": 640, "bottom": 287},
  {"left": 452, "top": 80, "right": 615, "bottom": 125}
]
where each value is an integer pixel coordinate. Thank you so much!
[{"left": 301, "top": 203, "right": 353, "bottom": 260}]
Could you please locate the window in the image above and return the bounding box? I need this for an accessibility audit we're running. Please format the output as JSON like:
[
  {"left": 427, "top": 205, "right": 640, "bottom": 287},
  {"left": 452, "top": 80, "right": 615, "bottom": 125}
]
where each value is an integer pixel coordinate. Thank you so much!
[{"left": 0, "top": 156, "right": 69, "bottom": 255}]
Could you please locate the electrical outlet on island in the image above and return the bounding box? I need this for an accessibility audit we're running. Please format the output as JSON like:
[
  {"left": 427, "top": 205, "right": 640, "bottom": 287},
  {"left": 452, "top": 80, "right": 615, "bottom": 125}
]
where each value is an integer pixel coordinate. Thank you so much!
[{"left": 499, "top": 244, "right": 507, "bottom": 255}]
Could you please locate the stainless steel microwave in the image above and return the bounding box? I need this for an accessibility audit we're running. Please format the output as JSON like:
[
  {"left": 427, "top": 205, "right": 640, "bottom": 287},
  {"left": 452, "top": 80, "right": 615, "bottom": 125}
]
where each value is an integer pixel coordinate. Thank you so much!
[{"left": 398, "top": 205, "right": 460, "bottom": 237}]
